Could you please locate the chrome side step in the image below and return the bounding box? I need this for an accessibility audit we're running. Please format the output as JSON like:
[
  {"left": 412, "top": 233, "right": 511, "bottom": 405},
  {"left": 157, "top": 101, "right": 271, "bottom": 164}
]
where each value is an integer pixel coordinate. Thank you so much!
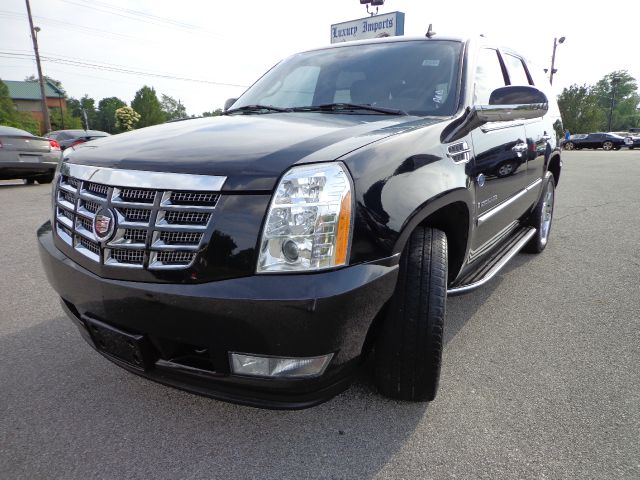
[{"left": 447, "top": 227, "right": 536, "bottom": 296}]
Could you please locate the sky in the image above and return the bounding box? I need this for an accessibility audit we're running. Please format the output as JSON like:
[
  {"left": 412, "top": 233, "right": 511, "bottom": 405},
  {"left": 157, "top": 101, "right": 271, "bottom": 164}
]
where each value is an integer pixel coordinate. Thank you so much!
[{"left": 1, "top": 0, "right": 639, "bottom": 116}]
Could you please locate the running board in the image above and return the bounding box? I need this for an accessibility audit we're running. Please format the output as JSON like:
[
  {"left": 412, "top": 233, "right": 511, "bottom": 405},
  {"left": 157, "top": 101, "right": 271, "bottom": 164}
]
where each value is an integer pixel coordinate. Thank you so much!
[{"left": 447, "top": 227, "right": 537, "bottom": 296}]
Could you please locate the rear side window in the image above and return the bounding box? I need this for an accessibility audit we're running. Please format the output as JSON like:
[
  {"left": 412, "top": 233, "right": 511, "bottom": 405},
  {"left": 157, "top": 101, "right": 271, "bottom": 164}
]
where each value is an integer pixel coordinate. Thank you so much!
[
  {"left": 503, "top": 54, "right": 531, "bottom": 86},
  {"left": 474, "top": 49, "right": 506, "bottom": 104}
]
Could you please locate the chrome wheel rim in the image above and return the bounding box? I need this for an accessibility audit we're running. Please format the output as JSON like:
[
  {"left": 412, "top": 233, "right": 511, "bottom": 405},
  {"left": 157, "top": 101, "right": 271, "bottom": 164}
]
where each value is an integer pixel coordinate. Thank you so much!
[
  {"left": 540, "top": 182, "right": 554, "bottom": 246},
  {"left": 498, "top": 163, "right": 513, "bottom": 176},
  {"left": 603, "top": 141, "right": 613, "bottom": 150},
  {"left": 565, "top": 142, "right": 574, "bottom": 150}
]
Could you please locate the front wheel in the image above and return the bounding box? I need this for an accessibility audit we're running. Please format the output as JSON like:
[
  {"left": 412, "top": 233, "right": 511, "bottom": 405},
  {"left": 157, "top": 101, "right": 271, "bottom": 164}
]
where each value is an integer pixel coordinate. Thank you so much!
[
  {"left": 603, "top": 141, "right": 614, "bottom": 151},
  {"left": 374, "top": 227, "right": 447, "bottom": 401},
  {"left": 525, "top": 175, "right": 555, "bottom": 253},
  {"left": 564, "top": 142, "right": 574, "bottom": 150},
  {"left": 36, "top": 174, "right": 54, "bottom": 184}
]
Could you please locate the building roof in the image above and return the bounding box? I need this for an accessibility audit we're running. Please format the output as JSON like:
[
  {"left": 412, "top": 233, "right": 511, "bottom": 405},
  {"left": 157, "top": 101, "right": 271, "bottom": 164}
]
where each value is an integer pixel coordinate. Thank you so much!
[{"left": 2, "top": 80, "right": 65, "bottom": 100}]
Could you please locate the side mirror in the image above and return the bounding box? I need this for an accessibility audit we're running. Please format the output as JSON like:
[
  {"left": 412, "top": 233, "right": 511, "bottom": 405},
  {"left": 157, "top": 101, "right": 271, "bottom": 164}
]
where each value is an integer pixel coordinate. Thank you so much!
[
  {"left": 224, "top": 98, "right": 238, "bottom": 111},
  {"left": 476, "top": 86, "right": 548, "bottom": 123}
]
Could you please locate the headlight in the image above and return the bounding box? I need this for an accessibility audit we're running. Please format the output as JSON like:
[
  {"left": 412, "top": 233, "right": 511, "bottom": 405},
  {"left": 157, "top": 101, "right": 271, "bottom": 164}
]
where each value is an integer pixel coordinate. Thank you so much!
[{"left": 257, "top": 162, "right": 353, "bottom": 273}]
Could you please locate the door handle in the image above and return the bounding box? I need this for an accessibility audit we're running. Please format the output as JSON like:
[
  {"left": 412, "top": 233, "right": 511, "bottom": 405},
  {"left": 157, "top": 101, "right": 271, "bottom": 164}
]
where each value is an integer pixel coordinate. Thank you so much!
[{"left": 511, "top": 142, "right": 528, "bottom": 153}]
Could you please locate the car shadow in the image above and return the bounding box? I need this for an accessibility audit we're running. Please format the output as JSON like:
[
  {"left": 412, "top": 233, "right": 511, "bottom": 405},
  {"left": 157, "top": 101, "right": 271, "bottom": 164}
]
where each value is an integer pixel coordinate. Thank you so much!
[{"left": 0, "top": 253, "right": 535, "bottom": 480}]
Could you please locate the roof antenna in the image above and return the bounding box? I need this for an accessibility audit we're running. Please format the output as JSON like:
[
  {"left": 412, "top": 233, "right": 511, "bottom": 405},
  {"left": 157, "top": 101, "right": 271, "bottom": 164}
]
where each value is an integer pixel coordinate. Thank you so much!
[{"left": 426, "top": 24, "right": 436, "bottom": 38}]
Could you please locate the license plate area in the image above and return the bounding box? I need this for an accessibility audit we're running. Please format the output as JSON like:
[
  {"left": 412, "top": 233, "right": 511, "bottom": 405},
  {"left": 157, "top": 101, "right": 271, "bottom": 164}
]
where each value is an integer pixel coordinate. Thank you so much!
[{"left": 85, "top": 317, "right": 154, "bottom": 371}]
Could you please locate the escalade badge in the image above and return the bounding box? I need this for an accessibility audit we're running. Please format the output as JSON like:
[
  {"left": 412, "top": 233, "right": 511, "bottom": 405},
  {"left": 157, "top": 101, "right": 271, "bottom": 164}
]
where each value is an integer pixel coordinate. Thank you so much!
[{"left": 93, "top": 208, "right": 116, "bottom": 242}]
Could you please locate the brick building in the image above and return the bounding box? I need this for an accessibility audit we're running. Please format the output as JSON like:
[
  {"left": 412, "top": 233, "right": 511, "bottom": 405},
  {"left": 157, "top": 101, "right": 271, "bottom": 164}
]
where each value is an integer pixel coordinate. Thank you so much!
[{"left": 3, "top": 80, "right": 67, "bottom": 134}]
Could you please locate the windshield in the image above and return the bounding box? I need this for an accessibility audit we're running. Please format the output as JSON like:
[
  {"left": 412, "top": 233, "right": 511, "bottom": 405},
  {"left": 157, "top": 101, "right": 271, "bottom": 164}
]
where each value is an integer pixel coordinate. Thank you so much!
[{"left": 234, "top": 40, "right": 463, "bottom": 117}]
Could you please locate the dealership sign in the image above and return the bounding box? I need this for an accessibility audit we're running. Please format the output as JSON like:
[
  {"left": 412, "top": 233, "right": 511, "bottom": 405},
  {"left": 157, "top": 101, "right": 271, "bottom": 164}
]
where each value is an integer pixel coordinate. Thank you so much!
[{"left": 330, "top": 11, "right": 405, "bottom": 44}]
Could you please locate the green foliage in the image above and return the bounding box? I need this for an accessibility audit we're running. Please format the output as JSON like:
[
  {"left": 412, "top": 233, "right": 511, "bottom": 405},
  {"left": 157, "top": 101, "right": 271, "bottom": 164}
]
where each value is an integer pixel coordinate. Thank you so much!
[
  {"left": 131, "top": 86, "right": 166, "bottom": 128},
  {"left": 0, "top": 78, "right": 40, "bottom": 134},
  {"left": 49, "top": 106, "right": 82, "bottom": 131},
  {"left": 97, "top": 97, "right": 126, "bottom": 133},
  {"left": 557, "top": 84, "right": 606, "bottom": 134},
  {"left": 201, "top": 109, "right": 223, "bottom": 117},
  {"left": 160, "top": 94, "right": 187, "bottom": 121},
  {"left": 67, "top": 94, "right": 99, "bottom": 130},
  {"left": 558, "top": 71, "right": 640, "bottom": 133},
  {"left": 115, "top": 106, "right": 140, "bottom": 131}
]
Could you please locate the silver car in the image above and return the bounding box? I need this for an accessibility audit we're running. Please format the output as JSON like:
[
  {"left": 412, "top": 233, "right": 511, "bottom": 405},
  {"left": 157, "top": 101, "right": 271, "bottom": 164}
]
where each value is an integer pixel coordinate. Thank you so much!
[{"left": 0, "top": 126, "right": 61, "bottom": 184}]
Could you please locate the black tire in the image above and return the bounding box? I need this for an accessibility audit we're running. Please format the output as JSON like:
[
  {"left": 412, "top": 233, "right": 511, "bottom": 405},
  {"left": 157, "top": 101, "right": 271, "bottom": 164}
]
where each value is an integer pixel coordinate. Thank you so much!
[
  {"left": 524, "top": 174, "right": 555, "bottom": 253},
  {"left": 374, "top": 227, "right": 447, "bottom": 401},
  {"left": 23, "top": 178, "right": 35, "bottom": 185},
  {"left": 36, "top": 174, "right": 54, "bottom": 184},
  {"left": 564, "top": 142, "right": 574, "bottom": 150}
]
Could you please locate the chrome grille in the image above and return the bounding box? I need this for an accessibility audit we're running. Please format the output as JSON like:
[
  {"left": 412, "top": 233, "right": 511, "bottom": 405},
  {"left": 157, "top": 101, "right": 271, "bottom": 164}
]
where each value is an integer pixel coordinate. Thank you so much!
[
  {"left": 120, "top": 208, "right": 152, "bottom": 223},
  {"left": 86, "top": 182, "right": 108, "bottom": 197},
  {"left": 170, "top": 191, "right": 219, "bottom": 205},
  {"left": 164, "top": 211, "right": 210, "bottom": 225},
  {"left": 53, "top": 165, "right": 223, "bottom": 270},
  {"left": 119, "top": 188, "right": 156, "bottom": 203},
  {"left": 124, "top": 229, "right": 148, "bottom": 243},
  {"left": 160, "top": 231, "right": 203, "bottom": 245}
]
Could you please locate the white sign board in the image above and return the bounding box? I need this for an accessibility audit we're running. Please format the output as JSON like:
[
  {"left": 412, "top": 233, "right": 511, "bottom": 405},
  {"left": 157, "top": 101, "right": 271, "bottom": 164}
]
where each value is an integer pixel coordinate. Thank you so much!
[{"left": 330, "top": 12, "right": 405, "bottom": 44}]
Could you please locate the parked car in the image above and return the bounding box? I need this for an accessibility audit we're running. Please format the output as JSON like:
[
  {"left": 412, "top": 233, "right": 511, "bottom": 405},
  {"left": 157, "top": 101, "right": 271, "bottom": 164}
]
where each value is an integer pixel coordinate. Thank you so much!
[
  {"left": 38, "top": 36, "right": 562, "bottom": 409},
  {"left": 0, "top": 125, "right": 61, "bottom": 183},
  {"left": 562, "top": 132, "right": 626, "bottom": 150},
  {"left": 624, "top": 135, "right": 639, "bottom": 149},
  {"left": 45, "top": 129, "right": 110, "bottom": 150}
]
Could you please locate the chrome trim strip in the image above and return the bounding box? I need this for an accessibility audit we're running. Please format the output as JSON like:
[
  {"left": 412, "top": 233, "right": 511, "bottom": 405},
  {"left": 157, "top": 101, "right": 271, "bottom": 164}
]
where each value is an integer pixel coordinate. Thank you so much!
[
  {"left": 468, "top": 220, "right": 518, "bottom": 263},
  {"left": 478, "top": 189, "right": 527, "bottom": 226},
  {"left": 62, "top": 163, "right": 227, "bottom": 191},
  {"left": 448, "top": 228, "right": 537, "bottom": 296},
  {"left": 477, "top": 178, "right": 543, "bottom": 226}
]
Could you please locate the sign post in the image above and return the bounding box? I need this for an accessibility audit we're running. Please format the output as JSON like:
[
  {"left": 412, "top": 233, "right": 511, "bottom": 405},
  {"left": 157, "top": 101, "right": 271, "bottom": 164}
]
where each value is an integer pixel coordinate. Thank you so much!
[{"left": 330, "top": 11, "right": 405, "bottom": 44}]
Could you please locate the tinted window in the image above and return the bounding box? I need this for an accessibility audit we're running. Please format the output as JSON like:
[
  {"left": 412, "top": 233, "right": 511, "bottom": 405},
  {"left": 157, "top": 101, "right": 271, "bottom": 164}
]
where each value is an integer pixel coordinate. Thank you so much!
[
  {"left": 474, "top": 49, "right": 506, "bottom": 104},
  {"left": 234, "top": 40, "right": 463, "bottom": 116},
  {"left": 503, "top": 54, "right": 531, "bottom": 86}
]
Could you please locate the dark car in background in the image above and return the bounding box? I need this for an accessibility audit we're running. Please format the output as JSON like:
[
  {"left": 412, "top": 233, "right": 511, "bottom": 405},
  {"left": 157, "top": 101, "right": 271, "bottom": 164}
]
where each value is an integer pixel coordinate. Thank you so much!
[
  {"left": 563, "top": 132, "right": 626, "bottom": 151},
  {"left": 624, "top": 134, "right": 639, "bottom": 149},
  {"left": 45, "top": 129, "right": 110, "bottom": 150},
  {"left": 0, "top": 125, "right": 61, "bottom": 183}
]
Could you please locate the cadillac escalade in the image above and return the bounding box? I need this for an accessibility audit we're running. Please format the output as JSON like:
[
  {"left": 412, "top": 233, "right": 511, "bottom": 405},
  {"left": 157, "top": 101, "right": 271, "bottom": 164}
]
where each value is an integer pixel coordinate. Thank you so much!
[{"left": 38, "top": 36, "right": 562, "bottom": 409}]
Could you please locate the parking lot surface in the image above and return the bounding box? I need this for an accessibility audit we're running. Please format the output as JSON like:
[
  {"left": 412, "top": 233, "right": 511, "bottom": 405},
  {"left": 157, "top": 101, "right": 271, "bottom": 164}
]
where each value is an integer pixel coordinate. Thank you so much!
[{"left": 1, "top": 150, "right": 639, "bottom": 479}]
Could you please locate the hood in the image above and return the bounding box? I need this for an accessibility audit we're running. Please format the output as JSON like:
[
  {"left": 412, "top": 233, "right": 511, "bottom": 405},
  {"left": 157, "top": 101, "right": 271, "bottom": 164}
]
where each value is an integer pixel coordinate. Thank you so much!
[{"left": 68, "top": 113, "right": 444, "bottom": 191}]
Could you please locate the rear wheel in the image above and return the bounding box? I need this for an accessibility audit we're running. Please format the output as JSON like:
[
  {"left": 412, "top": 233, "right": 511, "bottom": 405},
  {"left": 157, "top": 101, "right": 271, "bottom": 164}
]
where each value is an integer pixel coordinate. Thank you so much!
[
  {"left": 603, "top": 141, "right": 614, "bottom": 151},
  {"left": 36, "top": 174, "right": 54, "bottom": 184},
  {"left": 374, "top": 227, "right": 447, "bottom": 401},
  {"left": 525, "top": 175, "right": 555, "bottom": 253}
]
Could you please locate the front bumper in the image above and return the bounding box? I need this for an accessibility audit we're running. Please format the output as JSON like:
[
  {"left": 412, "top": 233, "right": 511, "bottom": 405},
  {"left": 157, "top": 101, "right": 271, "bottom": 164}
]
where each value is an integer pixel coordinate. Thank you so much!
[{"left": 38, "top": 222, "right": 398, "bottom": 409}]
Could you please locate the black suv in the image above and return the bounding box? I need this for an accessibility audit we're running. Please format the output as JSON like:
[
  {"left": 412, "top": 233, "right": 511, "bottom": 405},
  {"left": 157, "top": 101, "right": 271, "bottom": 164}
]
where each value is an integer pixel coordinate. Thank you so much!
[{"left": 38, "top": 36, "right": 562, "bottom": 409}]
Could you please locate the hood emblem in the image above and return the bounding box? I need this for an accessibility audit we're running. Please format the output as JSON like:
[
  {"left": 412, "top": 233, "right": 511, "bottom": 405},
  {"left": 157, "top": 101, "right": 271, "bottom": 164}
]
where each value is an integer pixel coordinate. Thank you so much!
[{"left": 93, "top": 208, "right": 116, "bottom": 242}]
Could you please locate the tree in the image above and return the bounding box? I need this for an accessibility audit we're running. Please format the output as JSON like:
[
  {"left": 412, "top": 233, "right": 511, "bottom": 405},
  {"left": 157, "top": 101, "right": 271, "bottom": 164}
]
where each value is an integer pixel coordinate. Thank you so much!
[
  {"left": 0, "top": 78, "right": 40, "bottom": 134},
  {"left": 201, "top": 109, "right": 223, "bottom": 117},
  {"left": 160, "top": 94, "right": 187, "bottom": 121},
  {"left": 557, "top": 84, "right": 605, "bottom": 134},
  {"left": 591, "top": 71, "right": 640, "bottom": 131},
  {"left": 49, "top": 106, "right": 82, "bottom": 131},
  {"left": 97, "top": 97, "right": 126, "bottom": 133},
  {"left": 131, "top": 86, "right": 165, "bottom": 128},
  {"left": 115, "top": 106, "right": 140, "bottom": 131},
  {"left": 67, "top": 94, "right": 98, "bottom": 130}
]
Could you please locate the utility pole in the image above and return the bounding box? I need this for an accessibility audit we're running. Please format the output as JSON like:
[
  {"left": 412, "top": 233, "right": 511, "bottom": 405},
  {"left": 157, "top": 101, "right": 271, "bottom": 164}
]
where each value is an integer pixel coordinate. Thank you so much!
[
  {"left": 608, "top": 77, "right": 620, "bottom": 132},
  {"left": 549, "top": 36, "right": 565, "bottom": 86},
  {"left": 25, "top": 0, "right": 51, "bottom": 133}
]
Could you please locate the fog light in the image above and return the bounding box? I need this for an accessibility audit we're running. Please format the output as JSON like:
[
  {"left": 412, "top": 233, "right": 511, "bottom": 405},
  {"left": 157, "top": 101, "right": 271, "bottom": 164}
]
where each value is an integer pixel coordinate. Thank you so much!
[{"left": 230, "top": 353, "right": 333, "bottom": 378}]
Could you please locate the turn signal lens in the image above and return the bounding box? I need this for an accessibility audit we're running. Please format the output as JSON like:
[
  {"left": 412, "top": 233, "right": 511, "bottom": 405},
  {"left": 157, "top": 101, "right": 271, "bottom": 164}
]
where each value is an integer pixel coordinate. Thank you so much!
[{"left": 257, "top": 162, "right": 353, "bottom": 273}]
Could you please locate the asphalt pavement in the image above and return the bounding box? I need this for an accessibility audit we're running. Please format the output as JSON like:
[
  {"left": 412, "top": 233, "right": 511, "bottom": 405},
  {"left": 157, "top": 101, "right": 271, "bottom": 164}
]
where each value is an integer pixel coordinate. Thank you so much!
[{"left": 1, "top": 150, "right": 639, "bottom": 479}]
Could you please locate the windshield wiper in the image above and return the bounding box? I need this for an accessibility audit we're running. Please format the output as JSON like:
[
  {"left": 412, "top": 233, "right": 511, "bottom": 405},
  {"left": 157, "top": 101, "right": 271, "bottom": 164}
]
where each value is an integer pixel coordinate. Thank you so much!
[
  {"left": 225, "top": 105, "right": 291, "bottom": 114},
  {"left": 292, "top": 103, "right": 407, "bottom": 116}
]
